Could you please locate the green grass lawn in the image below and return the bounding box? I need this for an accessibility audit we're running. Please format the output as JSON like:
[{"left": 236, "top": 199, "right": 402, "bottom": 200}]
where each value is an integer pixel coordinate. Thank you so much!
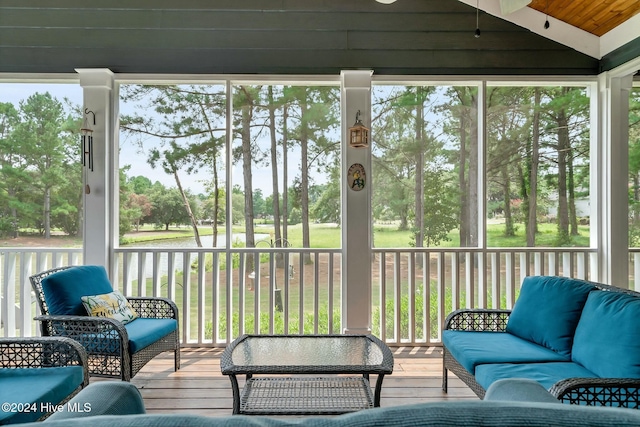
[
  {"left": 125, "top": 219, "right": 590, "bottom": 340},
  {"left": 121, "top": 220, "right": 590, "bottom": 248}
]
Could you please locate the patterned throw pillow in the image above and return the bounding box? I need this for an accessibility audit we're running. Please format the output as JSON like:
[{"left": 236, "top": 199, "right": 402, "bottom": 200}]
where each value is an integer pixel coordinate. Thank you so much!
[{"left": 81, "top": 290, "right": 138, "bottom": 324}]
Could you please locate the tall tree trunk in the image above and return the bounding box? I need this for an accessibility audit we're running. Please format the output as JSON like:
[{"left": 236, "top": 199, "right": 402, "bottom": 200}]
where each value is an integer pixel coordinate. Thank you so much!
[
  {"left": 197, "top": 100, "right": 221, "bottom": 248},
  {"left": 458, "top": 112, "right": 469, "bottom": 247},
  {"left": 44, "top": 186, "right": 51, "bottom": 239},
  {"left": 557, "top": 110, "right": 570, "bottom": 243},
  {"left": 502, "top": 166, "right": 515, "bottom": 237},
  {"left": 468, "top": 92, "right": 479, "bottom": 247},
  {"left": 268, "top": 87, "right": 282, "bottom": 247},
  {"left": 456, "top": 87, "right": 478, "bottom": 248},
  {"left": 174, "top": 170, "right": 202, "bottom": 247},
  {"left": 527, "top": 88, "right": 541, "bottom": 246},
  {"left": 414, "top": 88, "right": 425, "bottom": 248},
  {"left": 568, "top": 153, "right": 579, "bottom": 235},
  {"left": 241, "top": 102, "right": 256, "bottom": 260},
  {"left": 300, "top": 95, "right": 311, "bottom": 263},
  {"left": 9, "top": 188, "right": 19, "bottom": 238},
  {"left": 211, "top": 164, "right": 220, "bottom": 248},
  {"left": 635, "top": 173, "right": 640, "bottom": 222},
  {"left": 282, "top": 105, "right": 289, "bottom": 244},
  {"left": 76, "top": 186, "right": 83, "bottom": 238}
]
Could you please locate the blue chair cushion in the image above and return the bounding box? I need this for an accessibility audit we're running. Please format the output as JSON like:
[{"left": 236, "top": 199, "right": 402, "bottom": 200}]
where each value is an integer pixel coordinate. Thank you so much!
[
  {"left": 572, "top": 290, "right": 640, "bottom": 378},
  {"left": 0, "top": 366, "right": 85, "bottom": 424},
  {"left": 475, "top": 362, "right": 598, "bottom": 391},
  {"left": 443, "top": 331, "right": 568, "bottom": 374},
  {"left": 41, "top": 266, "right": 114, "bottom": 316},
  {"left": 125, "top": 318, "right": 177, "bottom": 354},
  {"left": 505, "top": 276, "right": 596, "bottom": 357},
  {"left": 72, "top": 319, "right": 177, "bottom": 355}
]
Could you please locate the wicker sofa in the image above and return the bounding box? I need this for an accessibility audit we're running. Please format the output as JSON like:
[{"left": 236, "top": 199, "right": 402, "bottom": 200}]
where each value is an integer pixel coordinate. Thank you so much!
[
  {"left": 442, "top": 275, "right": 640, "bottom": 407},
  {"left": 0, "top": 337, "right": 89, "bottom": 425},
  {"left": 15, "top": 379, "right": 640, "bottom": 427}
]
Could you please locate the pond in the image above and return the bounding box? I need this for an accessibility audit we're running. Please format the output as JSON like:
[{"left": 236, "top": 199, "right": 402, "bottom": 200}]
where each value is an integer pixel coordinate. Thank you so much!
[
  {"left": 124, "top": 233, "right": 271, "bottom": 249},
  {"left": 118, "top": 233, "right": 270, "bottom": 277}
]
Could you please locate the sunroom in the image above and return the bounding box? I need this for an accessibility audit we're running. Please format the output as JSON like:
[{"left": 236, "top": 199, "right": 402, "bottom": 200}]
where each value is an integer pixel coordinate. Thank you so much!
[{"left": 1, "top": 0, "right": 640, "bottom": 359}]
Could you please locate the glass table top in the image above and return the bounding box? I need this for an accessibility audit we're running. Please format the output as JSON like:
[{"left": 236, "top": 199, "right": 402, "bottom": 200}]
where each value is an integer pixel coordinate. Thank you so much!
[{"left": 221, "top": 335, "right": 393, "bottom": 374}]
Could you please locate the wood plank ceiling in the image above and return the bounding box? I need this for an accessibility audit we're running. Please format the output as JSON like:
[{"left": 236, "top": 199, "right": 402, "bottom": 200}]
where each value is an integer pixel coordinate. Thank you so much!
[{"left": 528, "top": 0, "right": 640, "bottom": 37}]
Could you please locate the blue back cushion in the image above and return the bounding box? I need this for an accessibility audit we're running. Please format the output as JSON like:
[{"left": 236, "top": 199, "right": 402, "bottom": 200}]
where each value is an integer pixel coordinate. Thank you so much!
[
  {"left": 505, "top": 276, "right": 596, "bottom": 357},
  {"left": 572, "top": 290, "right": 640, "bottom": 378},
  {"left": 41, "top": 265, "right": 113, "bottom": 315}
]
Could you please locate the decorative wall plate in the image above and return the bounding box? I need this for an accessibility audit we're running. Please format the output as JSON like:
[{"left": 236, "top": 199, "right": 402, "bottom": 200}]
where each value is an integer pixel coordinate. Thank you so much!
[{"left": 347, "top": 163, "right": 366, "bottom": 191}]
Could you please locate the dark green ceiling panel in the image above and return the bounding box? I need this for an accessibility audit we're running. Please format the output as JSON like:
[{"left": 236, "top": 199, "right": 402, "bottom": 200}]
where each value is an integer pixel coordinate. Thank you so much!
[
  {"left": 0, "top": 0, "right": 600, "bottom": 75},
  {"left": 600, "top": 36, "right": 640, "bottom": 73}
]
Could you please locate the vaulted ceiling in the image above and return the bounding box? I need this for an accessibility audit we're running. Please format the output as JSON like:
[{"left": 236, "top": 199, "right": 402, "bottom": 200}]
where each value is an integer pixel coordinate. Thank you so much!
[
  {"left": 463, "top": 0, "right": 640, "bottom": 62},
  {"left": 0, "top": 0, "right": 638, "bottom": 77},
  {"left": 529, "top": 0, "right": 640, "bottom": 36}
]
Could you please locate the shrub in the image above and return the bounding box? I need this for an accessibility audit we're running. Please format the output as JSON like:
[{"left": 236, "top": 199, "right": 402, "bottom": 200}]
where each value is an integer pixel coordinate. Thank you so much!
[
  {"left": 208, "top": 304, "right": 341, "bottom": 339},
  {"left": 372, "top": 284, "right": 454, "bottom": 341}
]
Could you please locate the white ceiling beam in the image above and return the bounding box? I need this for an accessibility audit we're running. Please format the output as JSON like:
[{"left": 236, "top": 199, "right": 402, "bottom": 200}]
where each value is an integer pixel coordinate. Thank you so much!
[
  {"left": 457, "top": 0, "right": 600, "bottom": 58},
  {"left": 600, "top": 13, "right": 640, "bottom": 57}
]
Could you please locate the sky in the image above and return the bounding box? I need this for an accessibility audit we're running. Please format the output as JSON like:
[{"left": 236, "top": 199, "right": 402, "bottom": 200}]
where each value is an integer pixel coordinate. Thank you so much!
[{"left": 1, "top": 82, "right": 289, "bottom": 196}]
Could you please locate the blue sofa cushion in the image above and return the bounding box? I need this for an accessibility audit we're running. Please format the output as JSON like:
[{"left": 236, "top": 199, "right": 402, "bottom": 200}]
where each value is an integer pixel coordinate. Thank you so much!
[
  {"left": 0, "top": 366, "right": 85, "bottom": 424},
  {"left": 41, "top": 266, "right": 114, "bottom": 316},
  {"left": 442, "top": 331, "right": 568, "bottom": 374},
  {"left": 125, "top": 318, "right": 177, "bottom": 353},
  {"left": 572, "top": 290, "right": 640, "bottom": 378},
  {"left": 16, "top": 401, "right": 640, "bottom": 427},
  {"left": 475, "top": 362, "right": 598, "bottom": 391},
  {"left": 505, "top": 276, "right": 596, "bottom": 357}
]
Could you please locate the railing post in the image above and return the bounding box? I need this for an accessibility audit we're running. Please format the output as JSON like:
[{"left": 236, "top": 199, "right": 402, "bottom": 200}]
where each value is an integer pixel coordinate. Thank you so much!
[
  {"left": 340, "top": 70, "right": 373, "bottom": 334},
  {"left": 597, "top": 71, "right": 632, "bottom": 286},
  {"left": 2, "top": 252, "right": 17, "bottom": 336},
  {"left": 19, "top": 252, "right": 33, "bottom": 336},
  {"left": 76, "top": 68, "right": 116, "bottom": 272}
]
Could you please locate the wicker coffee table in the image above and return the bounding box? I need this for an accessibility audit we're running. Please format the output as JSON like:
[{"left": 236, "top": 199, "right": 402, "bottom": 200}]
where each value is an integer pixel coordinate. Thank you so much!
[{"left": 220, "top": 334, "right": 394, "bottom": 415}]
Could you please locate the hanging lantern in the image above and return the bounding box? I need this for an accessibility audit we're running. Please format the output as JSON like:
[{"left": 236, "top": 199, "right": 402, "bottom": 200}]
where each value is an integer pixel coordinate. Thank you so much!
[
  {"left": 81, "top": 109, "right": 95, "bottom": 172},
  {"left": 349, "top": 110, "right": 369, "bottom": 148}
]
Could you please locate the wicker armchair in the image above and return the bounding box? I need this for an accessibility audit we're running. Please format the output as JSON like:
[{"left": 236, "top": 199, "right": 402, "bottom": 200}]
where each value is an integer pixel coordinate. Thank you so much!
[
  {"left": 0, "top": 336, "right": 89, "bottom": 422},
  {"left": 30, "top": 265, "right": 180, "bottom": 381}
]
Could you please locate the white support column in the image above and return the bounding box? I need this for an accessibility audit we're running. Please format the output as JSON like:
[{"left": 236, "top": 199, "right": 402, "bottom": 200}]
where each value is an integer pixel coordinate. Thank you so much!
[
  {"left": 76, "top": 69, "right": 116, "bottom": 273},
  {"left": 598, "top": 70, "right": 633, "bottom": 286},
  {"left": 341, "top": 70, "right": 373, "bottom": 334}
]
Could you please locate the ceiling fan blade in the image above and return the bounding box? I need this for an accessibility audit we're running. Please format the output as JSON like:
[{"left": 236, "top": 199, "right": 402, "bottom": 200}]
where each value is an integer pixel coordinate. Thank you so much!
[{"left": 499, "top": 0, "right": 532, "bottom": 15}]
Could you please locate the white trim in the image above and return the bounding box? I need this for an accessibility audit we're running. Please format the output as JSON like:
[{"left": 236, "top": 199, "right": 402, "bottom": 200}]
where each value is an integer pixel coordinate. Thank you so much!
[
  {"left": 0, "top": 73, "right": 79, "bottom": 83},
  {"left": 597, "top": 71, "right": 633, "bottom": 284},
  {"left": 601, "top": 13, "right": 640, "bottom": 57},
  {"left": 114, "top": 74, "right": 341, "bottom": 85},
  {"left": 341, "top": 70, "right": 373, "bottom": 334},
  {"left": 372, "top": 75, "right": 597, "bottom": 85},
  {"left": 457, "top": 0, "right": 600, "bottom": 58},
  {"left": 77, "top": 68, "right": 115, "bottom": 270}
]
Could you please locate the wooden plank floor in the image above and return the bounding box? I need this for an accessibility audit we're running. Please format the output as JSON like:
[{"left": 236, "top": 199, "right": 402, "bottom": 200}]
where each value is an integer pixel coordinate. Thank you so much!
[{"left": 98, "top": 346, "right": 479, "bottom": 417}]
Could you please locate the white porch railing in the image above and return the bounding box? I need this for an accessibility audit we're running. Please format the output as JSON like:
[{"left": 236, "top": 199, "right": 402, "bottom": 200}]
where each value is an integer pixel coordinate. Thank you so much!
[
  {"left": 1, "top": 248, "right": 83, "bottom": 337},
  {"left": 0, "top": 246, "right": 609, "bottom": 345}
]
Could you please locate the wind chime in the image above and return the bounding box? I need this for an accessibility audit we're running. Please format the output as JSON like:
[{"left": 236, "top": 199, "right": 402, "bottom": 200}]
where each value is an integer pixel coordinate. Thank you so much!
[{"left": 81, "top": 108, "right": 95, "bottom": 194}]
